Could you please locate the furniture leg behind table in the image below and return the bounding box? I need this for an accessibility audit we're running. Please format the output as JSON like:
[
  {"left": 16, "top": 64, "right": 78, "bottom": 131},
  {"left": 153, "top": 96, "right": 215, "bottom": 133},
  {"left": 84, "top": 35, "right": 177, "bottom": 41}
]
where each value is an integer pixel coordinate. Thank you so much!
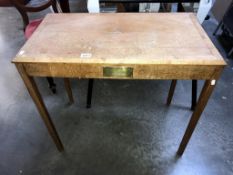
[
  {"left": 46, "top": 77, "right": 56, "bottom": 93},
  {"left": 166, "top": 80, "right": 177, "bottom": 105},
  {"left": 86, "top": 79, "right": 94, "bottom": 108},
  {"left": 58, "top": 0, "right": 70, "bottom": 12},
  {"left": 177, "top": 80, "right": 216, "bottom": 155},
  {"left": 191, "top": 80, "right": 197, "bottom": 110},
  {"left": 167, "top": 80, "right": 197, "bottom": 110},
  {"left": 64, "top": 78, "right": 74, "bottom": 104},
  {"left": 16, "top": 64, "right": 64, "bottom": 151}
]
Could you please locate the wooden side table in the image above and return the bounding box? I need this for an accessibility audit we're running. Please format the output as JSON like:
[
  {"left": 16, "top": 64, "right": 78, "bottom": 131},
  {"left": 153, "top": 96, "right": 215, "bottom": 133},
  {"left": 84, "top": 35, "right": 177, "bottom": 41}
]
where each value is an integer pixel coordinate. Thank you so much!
[{"left": 12, "top": 13, "right": 226, "bottom": 155}]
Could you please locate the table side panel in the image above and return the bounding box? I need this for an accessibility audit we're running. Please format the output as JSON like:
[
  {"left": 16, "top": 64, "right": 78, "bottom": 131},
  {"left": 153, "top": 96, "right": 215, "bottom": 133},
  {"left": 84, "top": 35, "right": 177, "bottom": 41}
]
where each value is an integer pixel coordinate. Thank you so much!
[{"left": 22, "top": 63, "right": 224, "bottom": 80}]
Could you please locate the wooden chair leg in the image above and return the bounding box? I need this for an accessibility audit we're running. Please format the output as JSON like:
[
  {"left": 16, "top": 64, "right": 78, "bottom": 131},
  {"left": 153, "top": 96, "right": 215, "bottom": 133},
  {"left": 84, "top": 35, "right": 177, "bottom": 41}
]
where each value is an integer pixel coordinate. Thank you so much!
[
  {"left": 51, "top": 0, "right": 58, "bottom": 13},
  {"left": 64, "top": 78, "right": 74, "bottom": 104},
  {"left": 46, "top": 77, "right": 56, "bottom": 94},
  {"left": 191, "top": 80, "right": 197, "bottom": 110},
  {"left": 16, "top": 64, "right": 64, "bottom": 151},
  {"left": 177, "top": 2, "right": 185, "bottom": 12},
  {"left": 58, "top": 0, "right": 70, "bottom": 12},
  {"left": 86, "top": 79, "right": 94, "bottom": 108},
  {"left": 166, "top": 80, "right": 177, "bottom": 105},
  {"left": 227, "top": 47, "right": 233, "bottom": 57},
  {"left": 213, "top": 20, "right": 223, "bottom": 36},
  {"left": 177, "top": 80, "right": 216, "bottom": 156}
]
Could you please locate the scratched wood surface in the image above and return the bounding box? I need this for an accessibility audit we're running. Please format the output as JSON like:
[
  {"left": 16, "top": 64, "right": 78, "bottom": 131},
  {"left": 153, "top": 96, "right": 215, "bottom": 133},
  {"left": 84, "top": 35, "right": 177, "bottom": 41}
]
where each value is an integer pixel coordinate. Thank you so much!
[{"left": 12, "top": 13, "right": 226, "bottom": 79}]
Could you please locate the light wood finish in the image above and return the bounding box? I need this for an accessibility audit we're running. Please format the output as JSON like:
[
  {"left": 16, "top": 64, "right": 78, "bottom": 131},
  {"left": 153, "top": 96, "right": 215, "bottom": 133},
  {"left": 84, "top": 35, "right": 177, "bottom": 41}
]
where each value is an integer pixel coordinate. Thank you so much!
[
  {"left": 167, "top": 80, "right": 177, "bottom": 105},
  {"left": 64, "top": 78, "right": 74, "bottom": 103},
  {"left": 16, "top": 64, "right": 64, "bottom": 151},
  {"left": 12, "top": 13, "right": 226, "bottom": 155},
  {"left": 19, "top": 63, "right": 223, "bottom": 80},
  {"left": 177, "top": 80, "right": 216, "bottom": 155}
]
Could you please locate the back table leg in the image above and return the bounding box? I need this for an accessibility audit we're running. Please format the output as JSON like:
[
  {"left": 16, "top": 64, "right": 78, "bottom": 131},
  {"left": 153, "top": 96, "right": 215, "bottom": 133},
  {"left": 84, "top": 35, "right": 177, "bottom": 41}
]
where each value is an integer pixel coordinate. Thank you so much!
[
  {"left": 177, "top": 80, "right": 216, "bottom": 155},
  {"left": 16, "top": 64, "right": 64, "bottom": 152}
]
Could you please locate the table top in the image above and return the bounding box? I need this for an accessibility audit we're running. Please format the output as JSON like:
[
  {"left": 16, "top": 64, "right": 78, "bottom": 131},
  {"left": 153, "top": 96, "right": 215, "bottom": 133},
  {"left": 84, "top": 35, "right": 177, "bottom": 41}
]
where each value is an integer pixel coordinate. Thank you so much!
[{"left": 13, "top": 13, "right": 226, "bottom": 67}]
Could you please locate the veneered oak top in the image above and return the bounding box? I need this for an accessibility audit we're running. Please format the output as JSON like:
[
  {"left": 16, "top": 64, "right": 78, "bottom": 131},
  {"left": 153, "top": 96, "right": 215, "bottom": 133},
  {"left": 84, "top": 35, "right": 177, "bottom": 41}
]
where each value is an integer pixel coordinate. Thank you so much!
[{"left": 13, "top": 13, "right": 226, "bottom": 66}]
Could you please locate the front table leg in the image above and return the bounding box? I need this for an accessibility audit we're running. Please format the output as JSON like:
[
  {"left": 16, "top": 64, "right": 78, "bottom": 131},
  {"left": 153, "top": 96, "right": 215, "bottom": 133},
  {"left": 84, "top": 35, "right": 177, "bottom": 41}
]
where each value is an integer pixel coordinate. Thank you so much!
[
  {"left": 16, "top": 64, "right": 64, "bottom": 151},
  {"left": 177, "top": 80, "right": 216, "bottom": 155}
]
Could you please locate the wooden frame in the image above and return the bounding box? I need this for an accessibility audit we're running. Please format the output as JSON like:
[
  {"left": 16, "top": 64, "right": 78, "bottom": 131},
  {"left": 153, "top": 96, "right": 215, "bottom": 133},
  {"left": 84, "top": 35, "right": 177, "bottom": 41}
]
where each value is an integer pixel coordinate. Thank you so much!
[{"left": 10, "top": 0, "right": 58, "bottom": 28}]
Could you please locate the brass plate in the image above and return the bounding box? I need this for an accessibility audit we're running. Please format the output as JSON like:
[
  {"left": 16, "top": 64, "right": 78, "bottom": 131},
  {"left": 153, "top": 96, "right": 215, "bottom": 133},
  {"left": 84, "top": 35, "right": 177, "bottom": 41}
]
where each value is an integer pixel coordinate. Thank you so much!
[{"left": 103, "top": 67, "right": 133, "bottom": 78}]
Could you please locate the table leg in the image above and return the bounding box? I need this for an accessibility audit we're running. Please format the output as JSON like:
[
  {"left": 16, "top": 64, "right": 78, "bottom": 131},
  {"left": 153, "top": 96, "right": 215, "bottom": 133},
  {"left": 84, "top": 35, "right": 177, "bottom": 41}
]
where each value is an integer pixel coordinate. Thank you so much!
[
  {"left": 166, "top": 80, "right": 177, "bottom": 105},
  {"left": 177, "top": 80, "right": 216, "bottom": 156},
  {"left": 64, "top": 78, "right": 74, "bottom": 104},
  {"left": 16, "top": 64, "right": 64, "bottom": 152}
]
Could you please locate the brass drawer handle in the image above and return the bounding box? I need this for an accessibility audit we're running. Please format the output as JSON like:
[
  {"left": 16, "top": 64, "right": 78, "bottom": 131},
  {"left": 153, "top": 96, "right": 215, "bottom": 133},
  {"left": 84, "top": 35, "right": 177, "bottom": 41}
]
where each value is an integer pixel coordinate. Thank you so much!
[{"left": 103, "top": 67, "right": 133, "bottom": 78}]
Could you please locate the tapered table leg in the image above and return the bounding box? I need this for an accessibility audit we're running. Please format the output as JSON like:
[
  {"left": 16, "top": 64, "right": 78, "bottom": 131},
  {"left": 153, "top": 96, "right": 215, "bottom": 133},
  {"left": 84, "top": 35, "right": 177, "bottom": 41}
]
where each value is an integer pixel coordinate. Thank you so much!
[
  {"left": 177, "top": 80, "right": 216, "bottom": 156},
  {"left": 64, "top": 78, "right": 74, "bottom": 104},
  {"left": 166, "top": 80, "right": 177, "bottom": 106},
  {"left": 16, "top": 64, "right": 64, "bottom": 152}
]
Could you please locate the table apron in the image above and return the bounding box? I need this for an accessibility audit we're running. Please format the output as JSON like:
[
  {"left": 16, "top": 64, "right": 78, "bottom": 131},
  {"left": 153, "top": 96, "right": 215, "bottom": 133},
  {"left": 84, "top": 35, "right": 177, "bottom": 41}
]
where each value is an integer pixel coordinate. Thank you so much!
[{"left": 22, "top": 63, "right": 223, "bottom": 80}]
